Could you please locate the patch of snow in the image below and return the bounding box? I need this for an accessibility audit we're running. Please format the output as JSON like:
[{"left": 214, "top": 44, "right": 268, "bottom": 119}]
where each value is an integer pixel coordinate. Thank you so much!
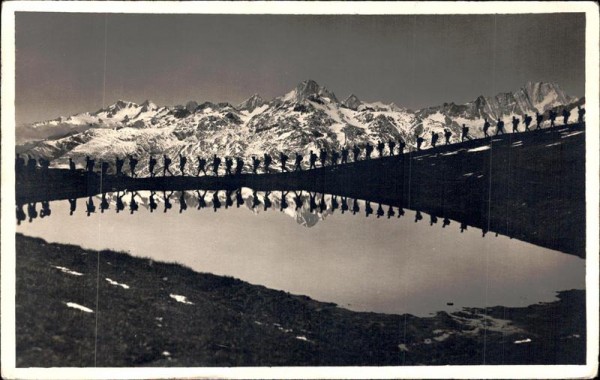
[
  {"left": 295, "top": 335, "right": 310, "bottom": 342},
  {"left": 52, "top": 266, "right": 83, "bottom": 276},
  {"left": 398, "top": 343, "right": 409, "bottom": 352},
  {"left": 162, "top": 351, "right": 171, "bottom": 356},
  {"left": 545, "top": 142, "right": 562, "bottom": 147},
  {"left": 560, "top": 131, "right": 584, "bottom": 138},
  {"left": 105, "top": 278, "right": 130, "bottom": 289},
  {"left": 65, "top": 302, "right": 94, "bottom": 313},
  {"left": 514, "top": 338, "right": 532, "bottom": 344},
  {"left": 467, "top": 145, "right": 491, "bottom": 153},
  {"left": 169, "top": 294, "right": 194, "bottom": 305},
  {"left": 463, "top": 172, "right": 474, "bottom": 177}
]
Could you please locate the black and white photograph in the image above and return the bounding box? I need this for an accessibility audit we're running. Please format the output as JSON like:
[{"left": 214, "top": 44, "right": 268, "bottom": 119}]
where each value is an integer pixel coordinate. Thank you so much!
[{"left": 1, "top": 1, "right": 598, "bottom": 379}]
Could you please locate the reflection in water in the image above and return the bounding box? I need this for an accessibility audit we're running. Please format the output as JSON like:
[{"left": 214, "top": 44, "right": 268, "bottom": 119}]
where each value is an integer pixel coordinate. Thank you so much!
[{"left": 15, "top": 187, "right": 585, "bottom": 316}]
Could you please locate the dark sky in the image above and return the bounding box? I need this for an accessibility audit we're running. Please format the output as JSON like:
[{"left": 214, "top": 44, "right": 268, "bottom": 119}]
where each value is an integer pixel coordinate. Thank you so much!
[{"left": 15, "top": 12, "right": 585, "bottom": 125}]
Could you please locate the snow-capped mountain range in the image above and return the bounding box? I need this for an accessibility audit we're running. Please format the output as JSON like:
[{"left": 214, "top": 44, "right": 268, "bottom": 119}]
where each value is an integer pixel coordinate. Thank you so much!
[{"left": 17, "top": 80, "right": 583, "bottom": 173}]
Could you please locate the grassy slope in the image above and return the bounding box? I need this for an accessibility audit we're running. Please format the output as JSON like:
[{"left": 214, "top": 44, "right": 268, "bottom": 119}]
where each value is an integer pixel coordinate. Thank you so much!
[{"left": 15, "top": 234, "right": 585, "bottom": 367}]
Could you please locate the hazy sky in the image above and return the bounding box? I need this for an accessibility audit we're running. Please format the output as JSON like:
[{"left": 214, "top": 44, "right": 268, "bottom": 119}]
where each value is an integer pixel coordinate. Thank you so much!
[{"left": 16, "top": 12, "right": 585, "bottom": 125}]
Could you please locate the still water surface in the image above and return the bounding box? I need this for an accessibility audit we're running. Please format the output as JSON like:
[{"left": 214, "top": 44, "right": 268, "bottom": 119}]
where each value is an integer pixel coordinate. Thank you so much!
[{"left": 16, "top": 189, "right": 584, "bottom": 316}]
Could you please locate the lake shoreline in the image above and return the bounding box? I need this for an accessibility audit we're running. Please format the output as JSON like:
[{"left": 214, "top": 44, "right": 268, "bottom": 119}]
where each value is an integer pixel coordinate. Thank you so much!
[{"left": 15, "top": 233, "right": 585, "bottom": 367}]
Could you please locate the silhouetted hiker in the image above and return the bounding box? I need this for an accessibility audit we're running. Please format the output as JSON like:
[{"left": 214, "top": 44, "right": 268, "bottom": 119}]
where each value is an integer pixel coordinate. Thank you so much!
[
  {"left": 115, "top": 156, "right": 124, "bottom": 176},
  {"left": 483, "top": 119, "right": 491, "bottom": 137},
  {"left": 397, "top": 207, "right": 405, "bottom": 218},
  {"left": 319, "top": 194, "right": 326, "bottom": 213},
  {"left": 376, "top": 203, "right": 384, "bottom": 218},
  {"left": 444, "top": 129, "right": 452, "bottom": 145},
  {"left": 163, "top": 191, "right": 173, "bottom": 213},
  {"left": 535, "top": 112, "right": 543, "bottom": 130},
  {"left": 414, "top": 210, "right": 423, "bottom": 223},
  {"left": 280, "top": 191, "right": 289, "bottom": 211},
  {"left": 39, "top": 158, "right": 50, "bottom": 177},
  {"left": 577, "top": 106, "right": 585, "bottom": 123},
  {"left": 179, "top": 154, "right": 187, "bottom": 176},
  {"left": 264, "top": 153, "right": 272, "bottom": 173},
  {"left": 388, "top": 140, "right": 396, "bottom": 156},
  {"left": 16, "top": 204, "right": 26, "bottom": 225},
  {"left": 235, "top": 157, "right": 244, "bottom": 175},
  {"left": 352, "top": 144, "right": 361, "bottom": 162},
  {"left": 377, "top": 141, "right": 385, "bottom": 157},
  {"left": 331, "top": 150, "right": 340, "bottom": 166},
  {"left": 213, "top": 191, "right": 222, "bottom": 211},
  {"left": 101, "top": 161, "right": 109, "bottom": 177},
  {"left": 387, "top": 205, "right": 395, "bottom": 219},
  {"left": 163, "top": 155, "right": 173, "bottom": 176},
  {"left": 562, "top": 108, "right": 571, "bottom": 125},
  {"left": 398, "top": 139, "right": 406, "bottom": 154},
  {"left": 352, "top": 198, "right": 360, "bottom": 215},
  {"left": 14, "top": 154, "right": 24, "bottom": 176},
  {"left": 197, "top": 156, "right": 207, "bottom": 176},
  {"left": 100, "top": 193, "right": 109, "bottom": 213},
  {"left": 149, "top": 191, "right": 157, "bottom": 212},
  {"left": 68, "top": 198, "right": 77, "bottom": 216},
  {"left": 431, "top": 131, "right": 439, "bottom": 148},
  {"left": 85, "top": 156, "right": 95, "bottom": 173},
  {"left": 430, "top": 214, "right": 438, "bottom": 226},
  {"left": 212, "top": 154, "right": 221, "bottom": 176},
  {"left": 86, "top": 196, "right": 96, "bottom": 217},
  {"left": 331, "top": 195, "right": 339, "bottom": 212},
  {"left": 341, "top": 196, "right": 349, "bottom": 214},
  {"left": 416, "top": 136, "right": 424, "bottom": 151},
  {"left": 27, "top": 202, "right": 38, "bottom": 222},
  {"left": 129, "top": 192, "right": 139, "bottom": 214},
  {"left": 225, "top": 157, "right": 233, "bottom": 175},
  {"left": 309, "top": 192, "right": 318, "bottom": 213},
  {"left": 179, "top": 191, "right": 187, "bottom": 213},
  {"left": 365, "top": 143, "right": 374, "bottom": 159},
  {"left": 549, "top": 110, "right": 557, "bottom": 127},
  {"left": 309, "top": 150, "right": 318, "bottom": 169},
  {"left": 40, "top": 201, "right": 51, "bottom": 218},
  {"left": 252, "top": 156, "right": 261, "bottom": 174},
  {"left": 442, "top": 217, "right": 451, "bottom": 228},
  {"left": 511, "top": 116, "right": 520, "bottom": 133},
  {"left": 196, "top": 190, "right": 207, "bottom": 210},
  {"left": 341, "top": 147, "right": 349, "bottom": 164},
  {"left": 294, "top": 153, "right": 303, "bottom": 171},
  {"left": 116, "top": 191, "right": 126, "bottom": 213},
  {"left": 365, "top": 201, "right": 373, "bottom": 217},
  {"left": 149, "top": 156, "right": 157, "bottom": 177},
  {"left": 280, "top": 152, "right": 289, "bottom": 172},
  {"left": 225, "top": 190, "right": 233, "bottom": 209},
  {"left": 236, "top": 189, "right": 244, "bottom": 208},
  {"left": 319, "top": 149, "right": 328, "bottom": 167},
  {"left": 263, "top": 191, "right": 272, "bottom": 211},
  {"left": 128, "top": 155, "right": 138, "bottom": 178},
  {"left": 294, "top": 191, "right": 303, "bottom": 210},
  {"left": 461, "top": 124, "right": 469, "bottom": 141},
  {"left": 523, "top": 114, "right": 533, "bottom": 131},
  {"left": 252, "top": 190, "right": 260, "bottom": 209},
  {"left": 496, "top": 119, "right": 505, "bottom": 135},
  {"left": 460, "top": 221, "right": 467, "bottom": 233}
]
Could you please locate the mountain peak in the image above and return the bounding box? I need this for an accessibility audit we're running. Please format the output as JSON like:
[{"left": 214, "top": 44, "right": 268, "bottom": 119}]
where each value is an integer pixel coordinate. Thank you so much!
[
  {"left": 342, "top": 94, "right": 362, "bottom": 110},
  {"left": 281, "top": 79, "right": 338, "bottom": 103},
  {"left": 237, "top": 93, "right": 265, "bottom": 112}
]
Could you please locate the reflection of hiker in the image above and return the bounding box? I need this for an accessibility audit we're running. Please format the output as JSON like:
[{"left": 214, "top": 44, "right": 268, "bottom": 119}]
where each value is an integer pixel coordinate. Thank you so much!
[
  {"left": 365, "top": 143, "right": 373, "bottom": 159},
  {"left": 341, "top": 197, "right": 349, "bottom": 214},
  {"left": 163, "top": 155, "right": 173, "bottom": 176},
  {"left": 331, "top": 195, "right": 339, "bottom": 212},
  {"left": 213, "top": 191, "right": 221, "bottom": 212},
  {"left": 309, "top": 192, "right": 317, "bottom": 213},
  {"left": 197, "top": 156, "right": 207, "bottom": 176},
  {"left": 352, "top": 198, "right": 360, "bottom": 215},
  {"left": 16, "top": 204, "right": 26, "bottom": 225},
  {"left": 115, "top": 156, "right": 124, "bottom": 176},
  {"left": 294, "top": 191, "right": 303, "bottom": 210},
  {"left": 444, "top": 129, "right": 452, "bottom": 145},
  {"left": 461, "top": 124, "right": 469, "bottom": 141},
  {"left": 376, "top": 203, "right": 384, "bottom": 218},
  {"left": 280, "top": 191, "right": 289, "bottom": 211},
  {"left": 263, "top": 153, "right": 272, "bottom": 173},
  {"left": 577, "top": 106, "right": 585, "bottom": 123},
  {"left": 352, "top": 144, "right": 361, "bottom": 162},
  {"left": 129, "top": 191, "right": 139, "bottom": 214},
  {"left": 225, "top": 157, "right": 233, "bottom": 175},
  {"left": 495, "top": 119, "right": 505, "bottom": 135},
  {"left": 442, "top": 217, "right": 450, "bottom": 228},
  {"left": 388, "top": 140, "right": 396, "bottom": 156},
  {"left": 523, "top": 114, "right": 532, "bottom": 131},
  {"left": 68, "top": 198, "right": 77, "bottom": 216},
  {"left": 414, "top": 210, "right": 423, "bottom": 223},
  {"left": 149, "top": 191, "right": 157, "bottom": 212},
  {"left": 27, "top": 202, "right": 38, "bottom": 222},
  {"left": 68, "top": 157, "right": 76, "bottom": 172},
  {"left": 430, "top": 214, "right": 438, "bottom": 226},
  {"left": 225, "top": 190, "right": 233, "bottom": 209},
  {"left": 535, "top": 112, "right": 543, "bottom": 130},
  {"left": 252, "top": 190, "right": 260, "bottom": 209},
  {"left": 280, "top": 152, "right": 289, "bottom": 172},
  {"left": 252, "top": 156, "right": 261, "bottom": 174},
  {"left": 163, "top": 191, "right": 173, "bottom": 213},
  {"left": 294, "top": 153, "right": 303, "bottom": 171},
  {"left": 40, "top": 201, "right": 51, "bottom": 218},
  {"left": 212, "top": 154, "right": 221, "bottom": 176},
  {"left": 197, "top": 190, "right": 207, "bottom": 210},
  {"left": 387, "top": 205, "right": 395, "bottom": 218},
  {"left": 319, "top": 149, "right": 328, "bottom": 167},
  {"left": 416, "top": 136, "right": 424, "bottom": 151},
  {"left": 331, "top": 150, "right": 339, "bottom": 166},
  {"left": 179, "top": 191, "right": 187, "bottom": 213},
  {"left": 86, "top": 196, "right": 96, "bottom": 217},
  {"left": 483, "top": 119, "right": 491, "bottom": 137},
  {"left": 116, "top": 191, "right": 126, "bottom": 213},
  {"left": 431, "top": 131, "right": 439, "bottom": 148},
  {"left": 511, "top": 116, "right": 520, "bottom": 133},
  {"left": 85, "top": 156, "right": 95, "bottom": 173},
  {"left": 549, "top": 110, "right": 557, "bottom": 127},
  {"left": 100, "top": 193, "right": 109, "bottom": 213},
  {"left": 263, "top": 191, "right": 272, "bottom": 210},
  {"left": 460, "top": 221, "right": 467, "bottom": 233},
  {"left": 236, "top": 189, "right": 244, "bottom": 208},
  {"left": 128, "top": 155, "right": 138, "bottom": 178},
  {"left": 376, "top": 141, "right": 385, "bottom": 157},
  {"left": 179, "top": 154, "right": 187, "bottom": 176},
  {"left": 562, "top": 108, "right": 571, "bottom": 125},
  {"left": 149, "top": 156, "right": 157, "bottom": 177},
  {"left": 235, "top": 157, "right": 244, "bottom": 175},
  {"left": 341, "top": 147, "right": 349, "bottom": 163},
  {"left": 319, "top": 194, "right": 326, "bottom": 213},
  {"left": 365, "top": 201, "right": 373, "bottom": 217},
  {"left": 397, "top": 207, "right": 405, "bottom": 218}
]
